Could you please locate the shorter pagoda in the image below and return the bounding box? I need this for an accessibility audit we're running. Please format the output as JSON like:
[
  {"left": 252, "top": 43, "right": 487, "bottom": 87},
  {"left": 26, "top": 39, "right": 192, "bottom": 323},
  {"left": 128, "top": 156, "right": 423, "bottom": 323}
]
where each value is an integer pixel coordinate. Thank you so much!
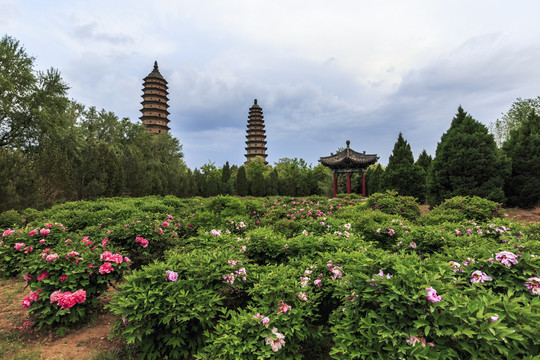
[
  {"left": 245, "top": 99, "right": 268, "bottom": 164},
  {"left": 319, "top": 140, "right": 378, "bottom": 197},
  {"left": 140, "top": 61, "right": 170, "bottom": 134}
]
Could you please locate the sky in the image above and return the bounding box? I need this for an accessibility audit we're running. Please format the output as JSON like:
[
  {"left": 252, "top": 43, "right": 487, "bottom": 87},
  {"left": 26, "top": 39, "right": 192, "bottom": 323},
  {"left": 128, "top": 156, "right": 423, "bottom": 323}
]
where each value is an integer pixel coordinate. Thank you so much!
[{"left": 3, "top": 1, "right": 540, "bottom": 169}]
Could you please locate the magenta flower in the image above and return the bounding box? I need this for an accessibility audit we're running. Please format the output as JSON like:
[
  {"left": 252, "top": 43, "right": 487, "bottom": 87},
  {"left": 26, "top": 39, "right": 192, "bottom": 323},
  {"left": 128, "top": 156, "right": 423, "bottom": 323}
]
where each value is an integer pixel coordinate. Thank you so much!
[
  {"left": 494, "top": 251, "right": 518, "bottom": 267},
  {"left": 296, "top": 292, "right": 308, "bottom": 301},
  {"left": 37, "top": 271, "right": 49, "bottom": 281},
  {"left": 222, "top": 273, "right": 235, "bottom": 284},
  {"left": 265, "top": 328, "right": 286, "bottom": 352},
  {"left": 40, "top": 228, "right": 50, "bottom": 236},
  {"left": 60, "top": 275, "right": 68, "bottom": 283},
  {"left": 210, "top": 229, "right": 221, "bottom": 236},
  {"left": 14, "top": 243, "right": 25, "bottom": 251},
  {"left": 45, "top": 253, "right": 58, "bottom": 262},
  {"left": 2, "top": 229, "right": 15, "bottom": 237},
  {"left": 490, "top": 314, "right": 499, "bottom": 322},
  {"left": 277, "top": 302, "right": 292, "bottom": 314},
  {"left": 166, "top": 270, "right": 178, "bottom": 282},
  {"left": 135, "top": 236, "right": 149, "bottom": 248},
  {"left": 99, "top": 262, "right": 113, "bottom": 274},
  {"left": 22, "top": 297, "right": 32, "bottom": 308},
  {"left": 524, "top": 277, "right": 540, "bottom": 295},
  {"left": 426, "top": 287, "right": 441, "bottom": 303},
  {"left": 23, "top": 273, "right": 31, "bottom": 282},
  {"left": 470, "top": 270, "right": 493, "bottom": 283},
  {"left": 262, "top": 317, "right": 270, "bottom": 325}
]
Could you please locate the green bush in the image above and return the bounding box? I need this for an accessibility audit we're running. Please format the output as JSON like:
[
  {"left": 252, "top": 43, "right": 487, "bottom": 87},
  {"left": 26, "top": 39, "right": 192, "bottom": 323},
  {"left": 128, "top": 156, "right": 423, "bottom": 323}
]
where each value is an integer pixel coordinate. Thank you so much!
[
  {"left": 367, "top": 190, "right": 421, "bottom": 220},
  {"left": 435, "top": 196, "right": 503, "bottom": 222}
]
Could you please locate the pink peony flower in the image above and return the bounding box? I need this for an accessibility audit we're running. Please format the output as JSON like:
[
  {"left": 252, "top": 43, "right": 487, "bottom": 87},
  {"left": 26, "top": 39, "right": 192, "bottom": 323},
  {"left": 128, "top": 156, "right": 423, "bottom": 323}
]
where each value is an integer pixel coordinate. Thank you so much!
[
  {"left": 135, "top": 236, "right": 149, "bottom": 248},
  {"left": 495, "top": 251, "right": 518, "bottom": 267},
  {"left": 27, "top": 229, "right": 38, "bottom": 236},
  {"left": 102, "top": 238, "right": 109, "bottom": 247},
  {"left": 44, "top": 223, "right": 53, "bottom": 228},
  {"left": 37, "top": 271, "right": 49, "bottom": 281},
  {"left": 296, "top": 292, "right": 308, "bottom": 301},
  {"left": 166, "top": 270, "right": 178, "bottom": 282},
  {"left": 266, "top": 328, "right": 286, "bottom": 352},
  {"left": 40, "top": 228, "right": 50, "bottom": 236},
  {"left": 253, "top": 313, "right": 262, "bottom": 319},
  {"left": 14, "top": 243, "right": 25, "bottom": 251},
  {"left": 524, "top": 277, "right": 540, "bottom": 295},
  {"left": 72, "top": 289, "right": 86, "bottom": 304},
  {"left": 124, "top": 257, "right": 131, "bottom": 263},
  {"left": 2, "top": 229, "right": 15, "bottom": 237},
  {"left": 39, "top": 239, "right": 46, "bottom": 244},
  {"left": 22, "top": 297, "right": 32, "bottom": 308},
  {"left": 210, "top": 229, "right": 221, "bottom": 236},
  {"left": 110, "top": 254, "right": 123, "bottom": 264},
  {"left": 410, "top": 242, "right": 417, "bottom": 249},
  {"left": 50, "top": 290, "right": 62, "bottom": 303},
  {"left": 455, "top": 230, "right": 462, "bottom": 236},
  {"left": 45, "top": 253, "right": 58, "bottom": 262},
  {"left": 28, "top": 288, "right": 42, "bottom": 302},
  {"left": 222, "top": 273, "right": 235, "bottom": 284},
  {"left": 99, "top": 262, "right": 113, "bottom": 274},
  {"left": 60, "top": 275, "right": 68, "bottom": 283},
  {"left": 276, "top": 302, "right": 292, "bottom": 314},
  {"left": 262, "top": 317, "right": 270, "bottom": 325},
  {"left": 470, "top": 270, "right": 493, "bottom": 283},
  {"left": 162, "top": 221, "right": 169, "bottom": 227},
  {"left": 23, "top": 273, "right": 31, "bottom": 282},
  {"left": 236, "top": 268, "right": 246, "bottom": 276},
  {"left": 490, "top": 314, "right": 499, "bottom": 322},
  {"left": 228, "top": 260, "right": 237, "bottom": 266},
  {"left": 426, "top": 287, "right": 441, "bottom": 303},
  {"left": 314, "top": 279, "right": 322, "bottom": 287}
]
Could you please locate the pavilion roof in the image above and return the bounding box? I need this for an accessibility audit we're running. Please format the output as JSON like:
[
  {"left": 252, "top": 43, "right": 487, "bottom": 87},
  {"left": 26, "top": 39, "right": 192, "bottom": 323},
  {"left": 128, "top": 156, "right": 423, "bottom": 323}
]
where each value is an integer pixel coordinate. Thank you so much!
[{"left": 319, "top": 140, "right": 379, "bottom": 169}]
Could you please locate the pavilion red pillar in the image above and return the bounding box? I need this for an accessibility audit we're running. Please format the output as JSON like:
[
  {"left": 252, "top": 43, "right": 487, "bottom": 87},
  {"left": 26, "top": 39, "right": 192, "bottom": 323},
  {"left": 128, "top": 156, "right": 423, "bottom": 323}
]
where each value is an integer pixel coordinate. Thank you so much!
[
  {"left": 333, "top": 172, "right": 338, "bottom": 198},
  {"left": 362, "top": 170, "right": 366, "bottom": 197},
  {"left": 346, "top": 171, "right": 351, "bottom": 194}
]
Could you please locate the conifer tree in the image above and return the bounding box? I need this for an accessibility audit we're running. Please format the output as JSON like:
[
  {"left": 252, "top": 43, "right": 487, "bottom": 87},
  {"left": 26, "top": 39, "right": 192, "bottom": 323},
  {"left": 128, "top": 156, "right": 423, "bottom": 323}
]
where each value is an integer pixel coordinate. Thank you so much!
[
  {"left": 250, "top": 171, "right": 266, "bottom": 197},
  {"left": 416, "top": 150, "right": 432, "bottom": 173},
  {"left": 365, "top": 163, "right": 384, "bottom": 196},
  {"left": 266, "top": 169, "right": 279, "bottom": 196},
  {"left": 382, "top": 133, "right": 426, "bottom": 201},
  {"left": 427, "top": 106, "right": 510, "bottom": 206},
  {"left": 502, "top": 111, "right": 540, "bottom": 208},
  {"left": 236, "top": 166, "right": 248, "bottom": 196}
]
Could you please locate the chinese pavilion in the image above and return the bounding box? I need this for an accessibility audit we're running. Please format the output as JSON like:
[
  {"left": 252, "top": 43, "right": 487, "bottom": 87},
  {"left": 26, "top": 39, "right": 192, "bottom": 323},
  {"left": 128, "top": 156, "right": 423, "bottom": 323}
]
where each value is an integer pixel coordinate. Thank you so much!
[
  {"left": 140, "top": 61, "right": 170, "bottom": 134},
  {"left": 245, "top": 99, "right": 268, "bottom": 164},
  {"left": 319, "top": 140, "right": 378, "bottom": 197}
]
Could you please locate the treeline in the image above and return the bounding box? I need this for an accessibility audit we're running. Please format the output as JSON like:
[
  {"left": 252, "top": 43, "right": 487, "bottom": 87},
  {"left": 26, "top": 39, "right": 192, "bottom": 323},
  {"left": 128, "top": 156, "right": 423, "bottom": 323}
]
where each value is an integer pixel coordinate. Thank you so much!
[
  {"left": 1, "top": 34, "right": 539, "bottom": 212},
  {"left": 365, "top": 104, "right": 540, "bottom": 209}
]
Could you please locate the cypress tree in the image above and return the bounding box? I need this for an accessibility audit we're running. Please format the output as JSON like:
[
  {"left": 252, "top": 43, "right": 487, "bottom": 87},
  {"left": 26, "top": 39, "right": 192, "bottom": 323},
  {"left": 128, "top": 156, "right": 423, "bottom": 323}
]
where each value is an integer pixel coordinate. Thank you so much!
[
  {"left": 502, "top": 111, "right": 540, "bottom": 208},
  {"left": 382, "top": 133, "right": 426, "bottom": 201},
  {"left": 416, "top": 150, "right": 432, "bottom": 173},
  {"left": 251, "top": 171, "right": 266, "bottom": 197},
  {"left": 365, "top": 163, "right": 384, "bottom": 196},
  {"left": 266, "top": 169, "right": 279, "bottom": 196},
  {"left": 427, "top": 106, "right": 510, "bottom": 206},
  {"left": 236, "top": 166, "right": 248, "bottom": 196}
]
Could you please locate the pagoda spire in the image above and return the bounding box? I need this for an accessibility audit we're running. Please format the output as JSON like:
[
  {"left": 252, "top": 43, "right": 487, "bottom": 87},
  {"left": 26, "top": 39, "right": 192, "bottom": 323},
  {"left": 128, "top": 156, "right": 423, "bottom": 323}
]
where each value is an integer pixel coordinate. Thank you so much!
[
  {"left": 245, "top": 99, "right": 268, "bottom": 164},
  {"left": 140, "top": 61, "right": 170, "bottom": 134}
]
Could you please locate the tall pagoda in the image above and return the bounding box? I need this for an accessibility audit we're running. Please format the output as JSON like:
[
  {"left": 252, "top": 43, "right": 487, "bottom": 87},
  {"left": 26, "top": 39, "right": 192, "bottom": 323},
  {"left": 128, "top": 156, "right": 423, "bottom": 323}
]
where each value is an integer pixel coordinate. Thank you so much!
[
  {"left": 140, "top": 61, "right": 170, "bottom": 134},
  {"left": 245, "top": 99, "right": 268, "bottom": 164}
]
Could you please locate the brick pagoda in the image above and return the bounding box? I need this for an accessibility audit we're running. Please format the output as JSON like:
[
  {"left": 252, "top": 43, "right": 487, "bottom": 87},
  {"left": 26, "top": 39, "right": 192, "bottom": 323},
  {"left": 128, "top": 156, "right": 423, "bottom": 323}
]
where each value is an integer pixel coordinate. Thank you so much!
[
  {"left": 245, "top": 99, "right": 268, "bottom": 164},
  {"left": 140, "top": 61, "right": 170, "bottom": 134}
]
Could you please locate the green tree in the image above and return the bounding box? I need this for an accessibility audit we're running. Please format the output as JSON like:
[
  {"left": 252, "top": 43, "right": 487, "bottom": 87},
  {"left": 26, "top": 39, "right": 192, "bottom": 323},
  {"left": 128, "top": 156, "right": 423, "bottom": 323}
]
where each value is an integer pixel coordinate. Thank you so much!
[
  {"left": 502, "top": 111, "right": 540, "bottom": 208},
  {"left": 236, "top": 166, "right": 248, "bottom": 196},
  {"left": 266, "top": 169, "right": 279, "bottom": 196},
  {"left": 490, "top": 96, "right": 540, "bottom": 147},
  {"left": 382, "top": 133, "right": 426, "bottom": 202},
  {"left": 365, "top": 163, "right": 384, "bottom": 196},
  {"left": 415, "top": 149, "right": 432, "bottom": 173},
  {"left": 250, "top": 171, "right": 266, "bottom": 197},
  {"left": 0, "top": 35, "right": 69, "bottom": 150},
  {"left": 427, "top": 106, "right": 510, "bottom": 206}
]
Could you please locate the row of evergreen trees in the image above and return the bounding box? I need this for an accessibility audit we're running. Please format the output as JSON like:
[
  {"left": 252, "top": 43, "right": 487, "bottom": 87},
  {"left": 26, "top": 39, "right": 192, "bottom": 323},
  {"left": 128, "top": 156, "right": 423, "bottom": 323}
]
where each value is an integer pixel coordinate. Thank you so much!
[{"left": 367, "top": 105, "right": 540, "bottom": 208}]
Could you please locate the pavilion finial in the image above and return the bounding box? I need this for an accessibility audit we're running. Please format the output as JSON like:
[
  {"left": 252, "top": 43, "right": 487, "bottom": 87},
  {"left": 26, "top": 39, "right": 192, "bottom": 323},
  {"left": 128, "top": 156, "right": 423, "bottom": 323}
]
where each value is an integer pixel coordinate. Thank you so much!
[
  {"left": 346, "top": 140, "right": 350, "bottom": 148},
  {"left": 154, "top": 61, "right": 158, "bottom": 70},
  {"left": 254, "top": 99, "right": 258, "bottom": 105}
]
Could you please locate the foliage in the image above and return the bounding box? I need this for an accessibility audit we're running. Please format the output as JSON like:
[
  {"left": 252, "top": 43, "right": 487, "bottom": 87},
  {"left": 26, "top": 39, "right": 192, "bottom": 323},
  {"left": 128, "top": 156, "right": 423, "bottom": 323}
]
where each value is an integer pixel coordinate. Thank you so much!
[
  {"left": 236, "top": 166, "right": 249, "bottom": 196},
  {"left": 434, "top": 196, "right": 503, "bottom": 222},
  {"left": 365, "top": 163, "right": 384, "bottom": 196},
  {"left": 383, "top": 133, "right": 427, "bottom": 202},
  {"left": 490, "top": 96, "right": 540, "bottom": 147},
  {"left": 502, "top": 111, "right": 540, "bottom": 208},
  {"left": 427, "top": 106, "right": 510, "bottom": 207},
  {"left": 366, "top": 190, "right": 421, "bottom": 221}
]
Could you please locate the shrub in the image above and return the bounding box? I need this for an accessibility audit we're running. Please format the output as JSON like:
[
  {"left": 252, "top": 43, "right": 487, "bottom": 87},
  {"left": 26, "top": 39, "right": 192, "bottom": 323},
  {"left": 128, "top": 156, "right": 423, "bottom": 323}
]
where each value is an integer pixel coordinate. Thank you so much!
[
  {"left": 367, "top": 190, "right": 420, "bottom": 220},
  {"left": 435, "top": 196, "right": 503, "bottom": 222}
]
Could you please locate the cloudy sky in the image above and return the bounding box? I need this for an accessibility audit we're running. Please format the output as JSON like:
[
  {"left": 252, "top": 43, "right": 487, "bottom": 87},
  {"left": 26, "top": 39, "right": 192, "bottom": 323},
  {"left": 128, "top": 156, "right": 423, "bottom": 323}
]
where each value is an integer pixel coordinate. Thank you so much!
[{"left": 3, "top": 1, "right": 540, "bottom": 169}]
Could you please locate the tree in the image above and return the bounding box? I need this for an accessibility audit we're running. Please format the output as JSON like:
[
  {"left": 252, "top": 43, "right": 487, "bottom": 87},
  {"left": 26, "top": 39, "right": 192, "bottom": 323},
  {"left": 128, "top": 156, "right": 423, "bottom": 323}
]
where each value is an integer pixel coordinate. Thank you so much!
[
  {"left": 365, "top": 163, "right": 384, "bottom": 196},
  {"left": 236, "top": 166, "right": 248, "bottom": 196},
  {"left": 266, "top": 169, "right": 279, "bottom": 196},
  {"left": 0, "top": 35, "right": 69, "bottom": 150},
  {"left": 502, "top": 111, "right": 540, "bottom": 208},
  {"left": 382, "top": 133, "right": 426, "bottom": 202},
  {"left": 250, "top": 171, "right": 266, "bottom": 197},
  {"left": 415, "top": 150, "right": 432, "bottom": 173},
  {"left": 427, "top": 106, "right": 510, "bottom": 206},
  {"left": 490, "top": 97, "right": 540, "bottom": 147}
]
